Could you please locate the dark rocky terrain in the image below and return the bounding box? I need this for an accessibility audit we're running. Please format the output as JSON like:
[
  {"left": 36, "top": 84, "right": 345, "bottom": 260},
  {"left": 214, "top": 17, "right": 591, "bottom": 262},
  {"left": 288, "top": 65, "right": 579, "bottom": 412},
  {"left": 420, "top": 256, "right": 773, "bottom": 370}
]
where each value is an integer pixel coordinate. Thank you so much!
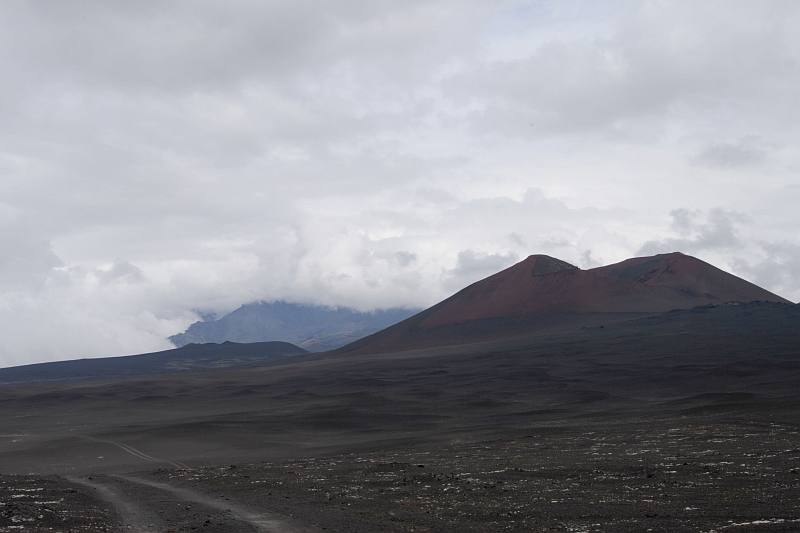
[
  {"left": 154, "top": 418, "right": 800, "bottom": 532},
  {"left": 1, "top": 253, "right": 798, "bottom": 531},
  {"left": 0, "top": 474, "right": 115, "bottom": 532},
  {"left": 171, "top": 301, "right": 418, "bottom": 351}
]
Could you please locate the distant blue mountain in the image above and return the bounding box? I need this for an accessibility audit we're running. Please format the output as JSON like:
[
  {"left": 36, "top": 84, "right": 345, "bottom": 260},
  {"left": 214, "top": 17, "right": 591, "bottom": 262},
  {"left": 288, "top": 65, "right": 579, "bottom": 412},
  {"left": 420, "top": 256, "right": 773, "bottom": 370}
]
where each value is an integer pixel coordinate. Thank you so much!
[{"left": 169, "top": 301, "right": 419, "bottom": 352}]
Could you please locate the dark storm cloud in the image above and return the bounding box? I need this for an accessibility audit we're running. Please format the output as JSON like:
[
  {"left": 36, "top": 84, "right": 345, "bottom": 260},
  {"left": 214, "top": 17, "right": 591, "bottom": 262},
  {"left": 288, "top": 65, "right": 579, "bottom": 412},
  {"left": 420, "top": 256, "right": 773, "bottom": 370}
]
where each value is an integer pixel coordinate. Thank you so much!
[{"left": 1, "top": 1, "right": 799, "bottom": 364}]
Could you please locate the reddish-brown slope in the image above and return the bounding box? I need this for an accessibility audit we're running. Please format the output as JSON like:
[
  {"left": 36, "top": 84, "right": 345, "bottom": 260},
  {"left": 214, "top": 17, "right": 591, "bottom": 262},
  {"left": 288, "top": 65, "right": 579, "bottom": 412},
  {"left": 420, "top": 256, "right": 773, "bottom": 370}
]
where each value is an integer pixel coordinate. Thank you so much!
[
  {"left": 340, "top": 252, "right": 790, "bottom": 354},
  {"left": 421, "top": 252, "right": 788, "bottom": 327}
]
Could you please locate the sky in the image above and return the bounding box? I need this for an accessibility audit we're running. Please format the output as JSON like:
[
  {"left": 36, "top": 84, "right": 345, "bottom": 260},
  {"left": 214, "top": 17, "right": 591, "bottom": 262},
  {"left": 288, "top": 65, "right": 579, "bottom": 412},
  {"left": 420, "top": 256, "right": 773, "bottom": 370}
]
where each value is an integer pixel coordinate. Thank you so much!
[{"left": 1, "top": 0, "right": 799, "bottom": 365}]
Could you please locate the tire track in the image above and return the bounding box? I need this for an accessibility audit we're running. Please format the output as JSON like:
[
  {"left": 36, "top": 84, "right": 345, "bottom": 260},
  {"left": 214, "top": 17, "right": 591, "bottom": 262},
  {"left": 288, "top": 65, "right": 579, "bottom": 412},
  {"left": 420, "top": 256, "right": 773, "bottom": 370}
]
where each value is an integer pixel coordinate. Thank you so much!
[
  {"left": 80, "top": 435, "right": 192, "bottom": 470},
  {"left": 66, "top": 475, "right": 162, "bottom": 533},
  {"left": 113, "top": 474, "right": 316, "bottom": 533}
]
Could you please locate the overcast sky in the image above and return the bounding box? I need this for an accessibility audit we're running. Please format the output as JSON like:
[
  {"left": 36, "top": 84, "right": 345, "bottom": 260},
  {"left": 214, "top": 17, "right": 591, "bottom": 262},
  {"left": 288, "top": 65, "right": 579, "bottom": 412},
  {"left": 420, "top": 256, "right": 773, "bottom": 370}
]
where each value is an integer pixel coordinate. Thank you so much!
[{"left": 1, "top": 0, "right": 799, "bottom": 365}]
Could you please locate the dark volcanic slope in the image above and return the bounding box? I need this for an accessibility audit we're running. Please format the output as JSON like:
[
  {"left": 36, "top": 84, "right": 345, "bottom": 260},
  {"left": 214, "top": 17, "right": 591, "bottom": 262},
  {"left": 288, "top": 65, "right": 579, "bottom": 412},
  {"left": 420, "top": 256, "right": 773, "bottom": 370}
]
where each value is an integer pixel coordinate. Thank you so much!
[
  {"left": 0, "top": 341, "right": 307, "bottom": 384},
  {"left": 2, "top": 302, "right": 800, "bottom": 531},
  {"left": 343, "top": 252, "right": 790, "bottom": 354},
  {"left": 2, "top": 301, "right": 800, "bottom": 476}
]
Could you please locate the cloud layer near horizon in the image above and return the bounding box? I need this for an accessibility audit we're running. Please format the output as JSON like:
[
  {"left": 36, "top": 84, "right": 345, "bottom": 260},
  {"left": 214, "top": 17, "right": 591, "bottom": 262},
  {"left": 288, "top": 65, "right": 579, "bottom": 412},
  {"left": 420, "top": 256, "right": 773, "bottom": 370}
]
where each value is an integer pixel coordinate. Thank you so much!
[{"left": 1, "top": 1, "right": 799, "bottom": 365}]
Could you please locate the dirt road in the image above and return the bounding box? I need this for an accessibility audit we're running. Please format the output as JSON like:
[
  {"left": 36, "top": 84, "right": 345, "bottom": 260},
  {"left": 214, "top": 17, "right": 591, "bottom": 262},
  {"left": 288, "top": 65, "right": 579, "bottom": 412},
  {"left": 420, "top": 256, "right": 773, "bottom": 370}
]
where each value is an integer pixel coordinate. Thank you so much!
[{"left": 67, "top": 473, "right": 314, "bottom": 532}]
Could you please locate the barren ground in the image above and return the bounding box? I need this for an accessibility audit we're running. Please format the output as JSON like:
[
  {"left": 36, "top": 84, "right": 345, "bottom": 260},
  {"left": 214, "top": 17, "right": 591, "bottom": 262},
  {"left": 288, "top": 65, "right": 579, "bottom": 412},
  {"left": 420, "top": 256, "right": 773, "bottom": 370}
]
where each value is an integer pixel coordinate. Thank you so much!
[{"left": 2, "top": 303, "right": 799, "bottom": 531}]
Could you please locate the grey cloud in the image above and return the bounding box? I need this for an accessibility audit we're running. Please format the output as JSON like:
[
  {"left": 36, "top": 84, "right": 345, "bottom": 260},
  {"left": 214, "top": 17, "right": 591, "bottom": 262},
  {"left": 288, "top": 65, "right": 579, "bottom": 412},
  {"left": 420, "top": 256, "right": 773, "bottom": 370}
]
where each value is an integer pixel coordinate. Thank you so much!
[
  {"left": 96, "top": 261, "right": 146, "bottom": 285},
  {"left": 393, "top": 251, "right": 417, "bottom": 267},
  {"left": 0, "top": 223, "right": 62, "bottom": 291},
  {"left": 444, "top": 250, "right": 519, "bottom": 291},
  {"left": 638, "top": 208, "right": 800, "bottom": 301},
  {"left": 670, "top": 208, "right": 695, "bottom": 236},
  {"left": 508, "top": 232, "right": 527, "bottom": 247},
  {"left": 639, "top": 209, "right": 744, "bottom": 256},
  {"left": 691, "top": 137, "right": 770, "bottom": 168},
  {"left": 3, "top": 1, "right": 488, "bottom": 92},
  {"left": 580, "top": 250, "right": 601, "bottom": 269},
  {"left": 732, "top": 241, "right": 800, "bottom": 302},
  {"left": 448, "top": 2, "right": 800, "bottom": 139}
]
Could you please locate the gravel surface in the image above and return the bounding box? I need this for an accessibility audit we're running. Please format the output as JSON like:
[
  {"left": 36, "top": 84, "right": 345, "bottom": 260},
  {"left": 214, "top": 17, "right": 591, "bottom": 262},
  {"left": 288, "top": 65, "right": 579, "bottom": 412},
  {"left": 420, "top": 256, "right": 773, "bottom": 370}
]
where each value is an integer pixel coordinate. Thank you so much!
[
  {"left": 0, "top": 474, "right": 115, "bottom": 532},
  {"left": 151, "top": 418, "right": 800, "bottom": 532}
]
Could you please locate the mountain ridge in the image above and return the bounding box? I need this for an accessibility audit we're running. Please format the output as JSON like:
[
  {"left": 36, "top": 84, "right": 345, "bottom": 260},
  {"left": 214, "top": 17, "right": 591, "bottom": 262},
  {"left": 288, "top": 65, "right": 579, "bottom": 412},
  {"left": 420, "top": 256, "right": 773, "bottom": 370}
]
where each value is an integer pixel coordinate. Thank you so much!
[
  {"left": 340, "top": 251, "right": 790, "bottom": 354},
  {"left": 421, "top": 252, "right": 788, "bottom": 327}
]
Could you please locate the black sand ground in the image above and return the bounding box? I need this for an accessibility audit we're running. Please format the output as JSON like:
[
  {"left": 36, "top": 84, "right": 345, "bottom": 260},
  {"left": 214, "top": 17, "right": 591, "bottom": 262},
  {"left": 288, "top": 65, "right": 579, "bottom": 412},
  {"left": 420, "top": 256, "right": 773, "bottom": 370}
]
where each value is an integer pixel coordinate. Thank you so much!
[
  {"left": 1, "top": 303, "right": 799, "bottom": 531},
  {"left": 153, "top": 418, "right": 800, "bottom": 532},
  {"left": 0, "top": 474, "right": 114, "bottom": 532}
]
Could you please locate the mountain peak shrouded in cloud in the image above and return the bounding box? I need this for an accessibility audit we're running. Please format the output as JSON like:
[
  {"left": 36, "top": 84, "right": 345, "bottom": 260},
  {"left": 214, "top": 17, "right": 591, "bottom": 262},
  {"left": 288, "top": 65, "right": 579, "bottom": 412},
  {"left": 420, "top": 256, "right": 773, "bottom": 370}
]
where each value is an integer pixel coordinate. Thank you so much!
[
  {"left": 169, "top": 301, "right": 419, "bottom": 352},
  {"left": 342, "top": 251, "right": 790, "bottom": 354}
]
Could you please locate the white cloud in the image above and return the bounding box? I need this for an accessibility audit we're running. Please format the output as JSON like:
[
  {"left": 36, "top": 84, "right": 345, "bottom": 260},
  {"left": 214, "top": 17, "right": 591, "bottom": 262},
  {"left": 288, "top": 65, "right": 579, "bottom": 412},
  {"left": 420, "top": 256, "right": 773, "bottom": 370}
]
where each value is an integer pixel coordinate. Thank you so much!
[{"left": 0, "top": 1, "right": 799, "bottom": 364}]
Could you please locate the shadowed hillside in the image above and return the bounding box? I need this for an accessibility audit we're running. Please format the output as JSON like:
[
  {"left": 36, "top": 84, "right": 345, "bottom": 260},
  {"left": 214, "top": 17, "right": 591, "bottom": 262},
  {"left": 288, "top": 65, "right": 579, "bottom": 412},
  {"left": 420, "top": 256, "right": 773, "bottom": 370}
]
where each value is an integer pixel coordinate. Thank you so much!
[{"left": 0, "top": 341, "right": 307, "bottom": 384}]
